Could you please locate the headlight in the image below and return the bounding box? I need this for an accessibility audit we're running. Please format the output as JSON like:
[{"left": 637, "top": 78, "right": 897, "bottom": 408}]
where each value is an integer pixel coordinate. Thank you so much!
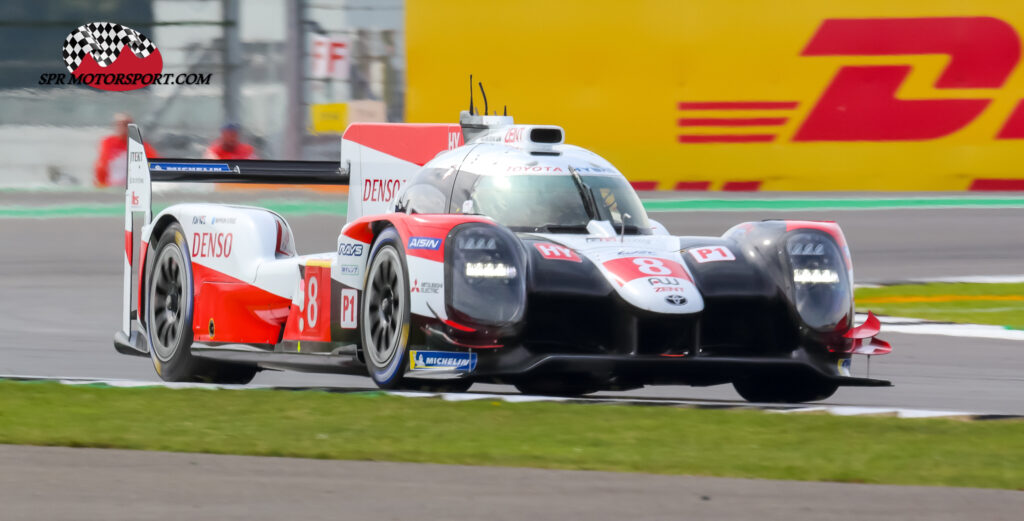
[
  {"left": 793, "top": 268, "right": 839, "bottom": 284},
  {"left": 446, "top": 224, "right": 526, "bottom": 326},
  {"left": 465, "top": 262, "right": 518, "bottom": 279},
  {"left": 786, "top": 232, "right": 851, "bottom": 331}
]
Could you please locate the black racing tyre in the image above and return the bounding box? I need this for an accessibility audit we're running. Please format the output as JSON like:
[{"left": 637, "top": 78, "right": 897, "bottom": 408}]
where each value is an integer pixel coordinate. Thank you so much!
[
  {"left": 360, "top": 227, "right": 413, "bottom": 389},
  {"left": 514, "top": 379, "right": 600, "bottom": 397},
  {"left": 145, "top": 223, "right": 257, "bottom": 384},
  {"left": 732, "top": 374, "right": 838, "bottom": 403}
]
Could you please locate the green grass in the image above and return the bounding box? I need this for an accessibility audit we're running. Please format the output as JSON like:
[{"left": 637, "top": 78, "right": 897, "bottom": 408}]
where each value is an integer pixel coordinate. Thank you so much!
[
  {"left": 0, "top": 381, "right": 1021, "bottom": 489},
  {"left": 855, "top": 283, "right": 1024, "bottom": 329}
]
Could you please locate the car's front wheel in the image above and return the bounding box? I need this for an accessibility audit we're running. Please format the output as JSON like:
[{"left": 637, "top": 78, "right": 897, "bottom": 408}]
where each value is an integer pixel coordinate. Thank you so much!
[{"left": 360, "top": 228, "right": 412, "bottom": 389}]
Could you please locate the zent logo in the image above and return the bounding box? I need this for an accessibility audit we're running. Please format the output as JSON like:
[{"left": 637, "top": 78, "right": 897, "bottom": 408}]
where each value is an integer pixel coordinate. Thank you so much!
[
  {"left": 408, "top": 237, "right": 442, "bottom": 250},
  {"left": 338, "top": 243, "right": 365, "bottom": 256},
  {"left": 340, "top": 289, "right": 357, "bottom": 329},
  {"left": 191, "top": 233, "right": 233, "bottom": 258},
  {"left": 63, "top": 22, "right": 163, "bottom": 92},
  {"left": 689, "top": 246, "right": 735, "bottom": 263},
  {"left": 534, "top": 243, "right": 582, "bottom": 262}
]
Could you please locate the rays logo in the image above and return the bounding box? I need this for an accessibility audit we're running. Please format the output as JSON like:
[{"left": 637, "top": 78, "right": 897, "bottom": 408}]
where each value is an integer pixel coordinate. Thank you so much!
[
  {"left": 338, "top": 244, "right": 364, "bottom": 256},
  {"left": 62, "top": 22, "right": 163, "bottom": 91}
]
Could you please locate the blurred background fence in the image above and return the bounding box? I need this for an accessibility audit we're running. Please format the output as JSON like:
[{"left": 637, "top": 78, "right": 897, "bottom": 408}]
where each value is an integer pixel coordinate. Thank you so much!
[{"left": 0, "top": 0, "right": 403, "bottom": 187}]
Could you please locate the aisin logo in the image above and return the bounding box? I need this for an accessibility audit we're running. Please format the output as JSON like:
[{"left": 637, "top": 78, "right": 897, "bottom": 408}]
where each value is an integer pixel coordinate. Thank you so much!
[{"left": 62, "top": 22, "right": 162, "bottom": 91}]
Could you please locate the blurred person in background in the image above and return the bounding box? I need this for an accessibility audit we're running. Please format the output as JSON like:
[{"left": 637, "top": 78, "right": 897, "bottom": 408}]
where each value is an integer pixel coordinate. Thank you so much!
[
  {"left": 94, "top": 113, "right": 158, "bottom": 188},
  {"left": 204, "top": 123, "right": 258, "bottom": 160}
]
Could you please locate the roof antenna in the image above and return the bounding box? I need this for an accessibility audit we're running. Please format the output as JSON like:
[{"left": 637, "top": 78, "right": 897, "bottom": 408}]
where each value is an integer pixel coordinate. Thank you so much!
[
  {"left": 478, "top": 81, "right": 489, "bottom": 117},
  {"left": 468, "top": 74, "right": 475, "bottom": 116}
]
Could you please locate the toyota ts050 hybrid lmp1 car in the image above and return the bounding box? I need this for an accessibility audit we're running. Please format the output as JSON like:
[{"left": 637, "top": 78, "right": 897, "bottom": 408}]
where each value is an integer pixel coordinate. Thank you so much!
[{"left": 113, "top": 109, "right": 891, "bottom": 402}]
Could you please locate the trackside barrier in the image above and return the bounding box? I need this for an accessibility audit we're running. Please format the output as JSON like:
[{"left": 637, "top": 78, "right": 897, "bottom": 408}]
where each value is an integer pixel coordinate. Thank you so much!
[{"left": 406, "top": 0, "right": 1024, "bottom": 191}]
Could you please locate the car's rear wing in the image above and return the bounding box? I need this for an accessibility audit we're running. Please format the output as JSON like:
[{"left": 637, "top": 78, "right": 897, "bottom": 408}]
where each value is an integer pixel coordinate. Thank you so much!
[{"left": 117, "top": 124, "right": 349, "bottom": 350}]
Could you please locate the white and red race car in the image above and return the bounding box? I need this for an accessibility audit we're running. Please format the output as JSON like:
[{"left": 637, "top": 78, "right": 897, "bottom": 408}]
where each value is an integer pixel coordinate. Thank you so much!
[{"left": 114, "top": 110, "right": 891, "bottom": 401}]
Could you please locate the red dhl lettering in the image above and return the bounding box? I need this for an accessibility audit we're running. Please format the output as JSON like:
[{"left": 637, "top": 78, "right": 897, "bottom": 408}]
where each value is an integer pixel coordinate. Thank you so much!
[
  {"left": 191, "top": 232, "right": 233, "bottom": 258},
  {"left": 679, "top": 16, "right": 1024, "bottom": 144},
  {"left": 363, "top": 178, "right": 403, "bottom": 202}
]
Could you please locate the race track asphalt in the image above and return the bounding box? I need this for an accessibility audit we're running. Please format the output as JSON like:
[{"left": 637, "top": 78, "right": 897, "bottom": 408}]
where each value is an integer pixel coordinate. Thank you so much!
[
  {"left": 1, "top": 193, "right": 1023, "bottom": 414},
  {"left": 2, "top": 445, "right": 1020, "bottom": 521}
]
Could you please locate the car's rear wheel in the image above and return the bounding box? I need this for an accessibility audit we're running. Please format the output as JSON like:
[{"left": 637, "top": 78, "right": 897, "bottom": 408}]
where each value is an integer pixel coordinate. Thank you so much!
[
  {"left": 361, "top": 228, "right": 412, "bottom": 389},
  {"left": 732, "top": 374, "right": 837, "bottom": 403},
  {"left": 145, "top": 223, "right": 257, "bottom": 384}
]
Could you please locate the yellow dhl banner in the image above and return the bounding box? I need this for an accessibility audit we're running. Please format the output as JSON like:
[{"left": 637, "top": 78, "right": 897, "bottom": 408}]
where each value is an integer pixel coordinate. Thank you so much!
[{"left": 406, "top": 0, "right": 1024, "bottom": 191}]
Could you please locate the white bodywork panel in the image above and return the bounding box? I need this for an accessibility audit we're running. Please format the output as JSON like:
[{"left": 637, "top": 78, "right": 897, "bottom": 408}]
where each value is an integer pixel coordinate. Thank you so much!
[{"left": 535, "top": 232, "right": 705, "bottom": 315}]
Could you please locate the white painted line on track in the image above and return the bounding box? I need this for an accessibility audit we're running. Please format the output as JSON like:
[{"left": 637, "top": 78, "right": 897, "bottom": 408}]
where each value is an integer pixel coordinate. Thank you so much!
[
  {"left": 857, "top": 313, "right": 1024, "bottom": 341},
  {"left": 771, "top": 406, "right": 973, "bottom": 419},
  {"left": 3, "top": 375, "right": 1018, "bottom": 421},
  {"left": 861, "top": 274, "right": 1024, "bottom": 286},
  {"left": 900, "top": 274, "right": 1024, "bottom": 284},
  {"left": 882, "top": 323, "right": 1024, "bottom": 341}
]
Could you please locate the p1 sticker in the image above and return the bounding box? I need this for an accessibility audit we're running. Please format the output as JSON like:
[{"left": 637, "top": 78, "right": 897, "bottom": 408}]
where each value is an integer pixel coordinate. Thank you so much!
[
  {"left": 340, "top": 288, "right": 357, "bottom": 329},
  {"left": 689, "top": 246, "right": 736, "bottom": 263}
]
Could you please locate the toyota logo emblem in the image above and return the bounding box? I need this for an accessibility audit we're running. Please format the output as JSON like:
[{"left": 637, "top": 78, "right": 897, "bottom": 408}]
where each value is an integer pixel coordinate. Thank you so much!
[{"left": 665, "top": 294, "right": 687, "bottom": 306}]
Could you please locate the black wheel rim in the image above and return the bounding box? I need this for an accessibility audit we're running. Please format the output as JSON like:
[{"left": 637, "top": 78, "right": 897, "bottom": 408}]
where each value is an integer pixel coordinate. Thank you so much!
[
  {"left": 364, "top": 247, "right": 405, "bottom": 368},
  {"left": 150, "top": 244, "right": 187, "bottom": 362}
]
